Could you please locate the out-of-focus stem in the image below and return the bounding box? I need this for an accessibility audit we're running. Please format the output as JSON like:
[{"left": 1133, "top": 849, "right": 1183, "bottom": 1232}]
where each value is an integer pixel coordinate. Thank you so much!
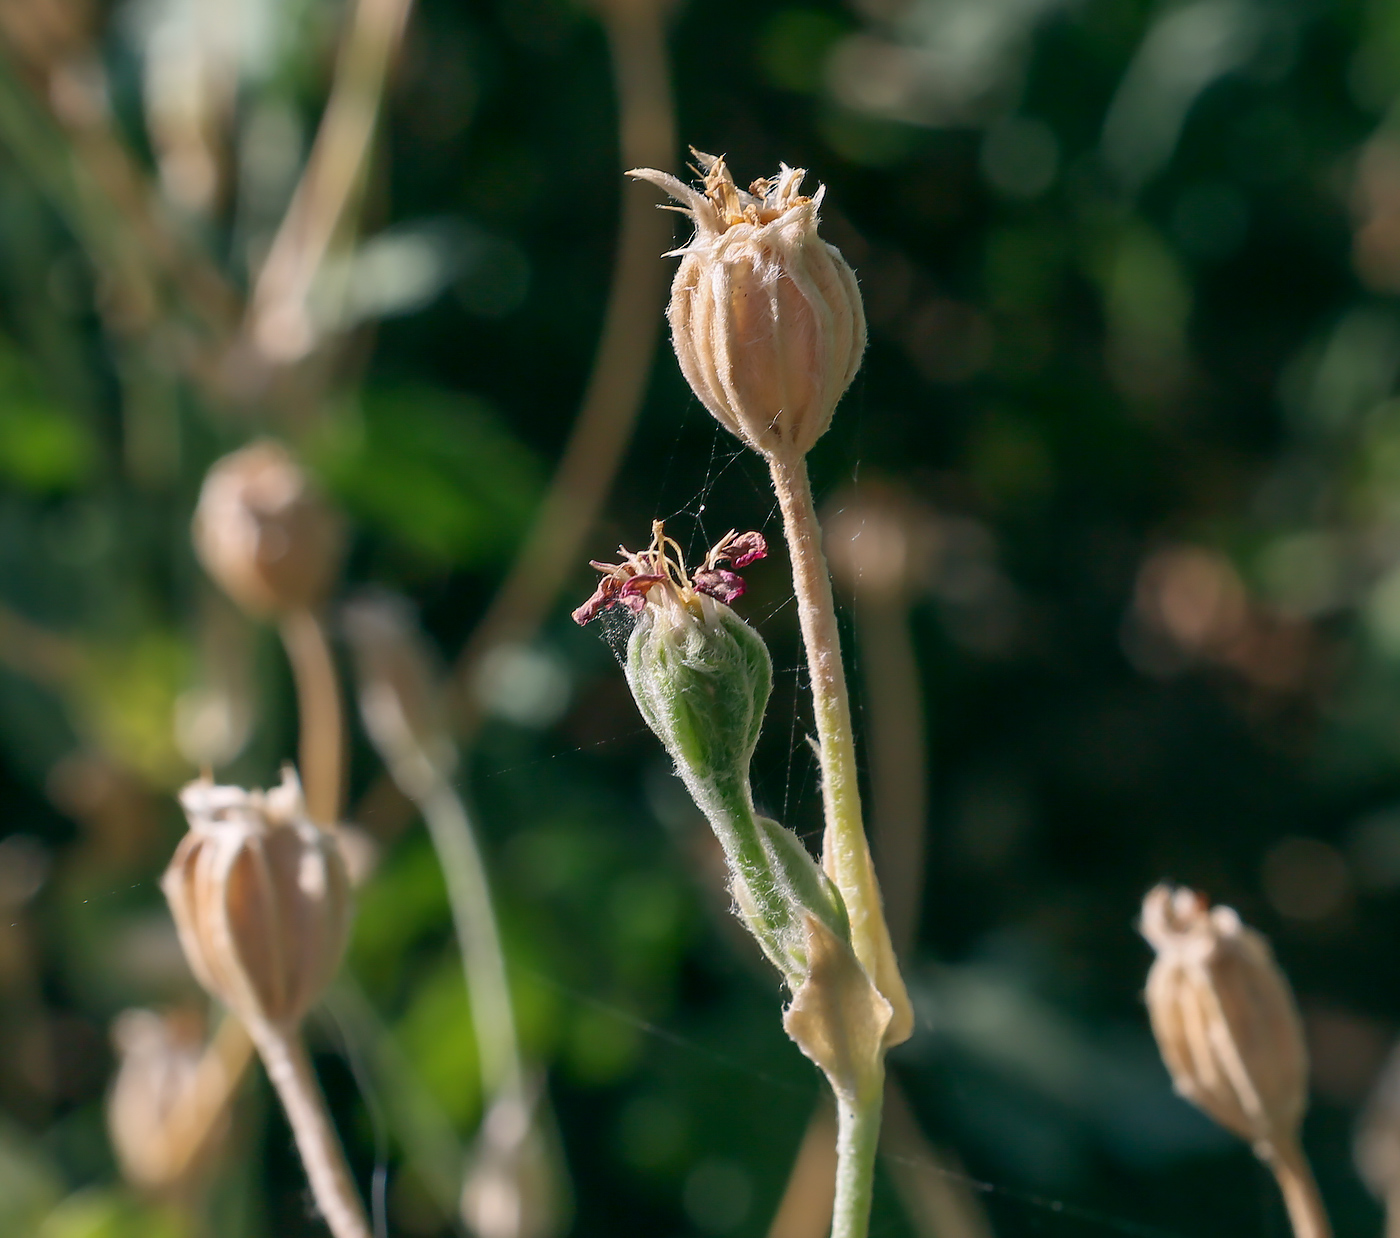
[
  {"left": 855, "top": 601, "right": 926, "bottom": 956},
  {"left": 1271, "top": 1137, "right": 1332, "bottom": 1238},
  {"left": 768, "top": 1103, "right": 838, "bottom": 1238},
  {"left": 0, "top": 601, "right": 81, "bottom": 687},
  {"left": 248, "top": 1021, "right": 371, "bottom": 1238},
  {"left": 448, "top": 0, "right": 674, "bottom": 733},
  {"left": 881, "top": 1082, "right": 993, "bottom": 1238},
  {"left": 766, "top": 454, "right": 908, "bottom": 1025},
  {"left": 162, "top": 1015, "right": 255, "bottom": 1184},
  {"left": 415, "top": 776, "right": 524, "bottom": 1098},
  {"left": 246, "top": 0, "right": 414, "bottom": 362},
  {"left": 831, "top": 1068, "right": 884, "bottom": 1238},
  {"left": 279, "top": 609, "right": 344, "bottom": 827},
  {"left": 0, "top": 46, "right": 237, "bottom": 344},
  {"left": 325, "top": 980, "right": 464, "bottom": 1216}
]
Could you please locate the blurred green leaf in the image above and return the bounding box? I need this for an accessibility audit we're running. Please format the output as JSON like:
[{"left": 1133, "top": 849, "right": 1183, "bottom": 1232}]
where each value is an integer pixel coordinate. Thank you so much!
[
  {"left": 0, "top": 1121, "right": 61, "bottom": 1238},
  {"left": 395, "top": 954, "right": 481, "bottom": 1128},
  {"left": 314, "top": 387, "right": 541, "bottom": 568},
  {"left": 0, "top": 342, "right": 95, "bottom": 493},
  {"left": 758, "top": 10, "right": 847, "bottom": 94},
  {"left": 35, "top": 1188, "right": 182, "bottom": 1238}
]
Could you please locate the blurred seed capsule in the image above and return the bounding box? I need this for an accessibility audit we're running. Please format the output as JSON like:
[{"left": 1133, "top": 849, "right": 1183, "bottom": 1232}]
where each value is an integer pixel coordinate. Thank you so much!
[
  {"left": 460, "top": 1079, "right": 569, "bottom": 1238},
  {"left": 1356, "top": 1041, "right": 1400, "bottom": 1218},
  {"left": 107, "top": 1007, "right": 231, "bottom": 1194},
  {"left": 162, "top": 768, "right": 351, "bottom": 1030},
  {"left": 630, "top": 151, "right": 865, "bottom": 464},
  {"left": 192, "top": 440, "right": 344, "bottom": 618},
  {"left": 1140, "top": 883, "right": 1308, "bottom": 1156}
]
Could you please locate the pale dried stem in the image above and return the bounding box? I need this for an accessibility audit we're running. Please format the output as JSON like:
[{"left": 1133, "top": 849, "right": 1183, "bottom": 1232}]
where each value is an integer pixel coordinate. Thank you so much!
[
  {"left": 246, "top": 0, "right": 413, "bottom": 361},
  {"left": 447, "top": 0, "right": 674, "bottom": 731},
  {"left": 1387, "top": 1188, "right": 1400, "bottom": 1238},
  {"left": 326, "top": 980, "right": 465, "bottom": 1215},
  {"left": 279, "top": 609, "right": 345, "bottom": 827},
  {"left": 766, "top": 454, "right": 898, "bottom": 996},
  {"left": 0, "top": 46, "right": 237, "bottom": 342},
  {"left": 248, "top": 1020, "right": 371, "bottom": 1238},
  {"left": 1270, "top": 1137, "right": 1332, "bottom": 1238}
]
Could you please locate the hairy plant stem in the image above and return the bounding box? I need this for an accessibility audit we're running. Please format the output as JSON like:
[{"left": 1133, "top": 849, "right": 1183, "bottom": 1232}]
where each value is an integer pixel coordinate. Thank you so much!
[
  {"left": 832, "top": 1067, "right": 885, "bottom": 1238},
  {"left": 279, "top": 609, "right": 345, "bottom": 827},
  {"left": 766, "top": 453, "right": 902, "bottom": 1005},
  {"left": 684, "top": 769, "right": 812, "bottom": 972},
  {"left": 1270, "top": 1137, "right": 1332, "bottom": 1238},
  {"left": 248, "top": 1020, "right": 371, "bottom": 1238},
  {"left": 768, "top": 453, "right": 911, "bottom": 1238}
]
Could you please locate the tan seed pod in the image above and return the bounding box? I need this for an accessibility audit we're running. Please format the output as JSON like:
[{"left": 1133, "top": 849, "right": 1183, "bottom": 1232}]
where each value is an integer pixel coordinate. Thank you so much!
[
  {"left": 1140, "top": 884, "right": 1308, "bottom": 1157},
  {"left": 630, "top": 151, "right": 866, "bottom": 463},
  {"left": 108, "top": 1007, "right": 228, "bottom": 1193},
  {"left": 162, "top": 768, "right": 351, "bottom": 1030},
  {"left": 1355, "top": 1041, "right": 1400, "bottom": 1206},
  {"left": 192, "top": 440, "right": 344, "bottom": 618}
]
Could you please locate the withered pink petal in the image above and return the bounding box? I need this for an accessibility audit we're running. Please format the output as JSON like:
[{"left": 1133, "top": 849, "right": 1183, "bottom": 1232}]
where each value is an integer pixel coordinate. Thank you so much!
[
  {"left": 572, "top": 576, "right": 624, "bottom": 625},
  {"left": 727, "top": 531, "right": 767, "bottom": 569},
  {"left": 619, "top": 574, "right": 666, "bottom": 602},
  {"left": 693, "top": 569, "right": 746, "bottom": 604}
]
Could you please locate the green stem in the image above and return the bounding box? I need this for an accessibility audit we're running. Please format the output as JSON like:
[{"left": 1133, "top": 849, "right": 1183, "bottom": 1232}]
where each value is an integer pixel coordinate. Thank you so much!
[
  {"left": 417, "top": 777, "right": 524, "bottom": 1099},
  {"left": 686, "top": 769, "right": 804, "bottom": 973},
  {"left": 831, "top": 1064, "right": 885, "bottom": 1238}
]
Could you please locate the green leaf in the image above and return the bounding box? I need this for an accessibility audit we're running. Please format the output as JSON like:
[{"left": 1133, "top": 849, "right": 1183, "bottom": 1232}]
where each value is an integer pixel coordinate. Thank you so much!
[{"left": 314, "top": 387, "right": 541, "bottom": 568}]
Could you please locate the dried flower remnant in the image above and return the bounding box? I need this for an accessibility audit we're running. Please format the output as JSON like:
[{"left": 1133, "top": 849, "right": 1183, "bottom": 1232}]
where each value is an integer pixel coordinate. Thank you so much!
[
  {"left": 1356, "top": 1040, "right": 1400, "bottom": 1233},
  {"left": 572, "top": 523, "right": 767, "bottom": 625},
  {"left": 1141, "top": 884, "right": 1332, "bottom": 1238},
  {"left": 193, "top": 440, "right": 344, "bottom": 619},
  {"left": 629, "top": 152, "right": 866, "bottom": 463},
  {"left": 163, "top": 767, "right": 369, "bottom": 1238},
  {"left": 108, "top": 1008, "right": 231, "bottom": 1194},
  {"left": 164, "top": 768, "right": 351, "bottom": 1030}
]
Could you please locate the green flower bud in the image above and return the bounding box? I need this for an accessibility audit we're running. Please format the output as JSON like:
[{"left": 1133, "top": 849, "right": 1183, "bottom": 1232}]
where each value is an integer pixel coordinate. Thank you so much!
[
  {"left": 576, "top": 523, "right": 849, "bottom": 986},
  {"left": 625, "top": 588, "right": 770, "bottom": 789}
]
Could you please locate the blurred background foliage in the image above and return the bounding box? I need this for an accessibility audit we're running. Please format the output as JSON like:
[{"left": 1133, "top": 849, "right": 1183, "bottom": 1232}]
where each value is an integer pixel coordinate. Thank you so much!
[{"left": 4, "top": 0, "right": 1400, "bottom": 1234}]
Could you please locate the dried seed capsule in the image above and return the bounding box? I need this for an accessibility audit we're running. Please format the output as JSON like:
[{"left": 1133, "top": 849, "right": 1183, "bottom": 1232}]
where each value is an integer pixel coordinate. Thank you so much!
[
  {"left": 108, "top": 1007, "right": 230, "bottom": 1193},
  {"left": 192, "top": 440, "right": 344, "bottom": 618},
  {"left": 162, "top": 768, "right": 351, "bottom": 1030},
  {"left": 629, "top": 152, "right": 866, "bottom": 463},
  {"left": 1355, "top": 1041, "right": 1400, "bottom": 1207},
  {"left": 1141, "top": 884, "right": 1308, "bottom": 1156}
]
